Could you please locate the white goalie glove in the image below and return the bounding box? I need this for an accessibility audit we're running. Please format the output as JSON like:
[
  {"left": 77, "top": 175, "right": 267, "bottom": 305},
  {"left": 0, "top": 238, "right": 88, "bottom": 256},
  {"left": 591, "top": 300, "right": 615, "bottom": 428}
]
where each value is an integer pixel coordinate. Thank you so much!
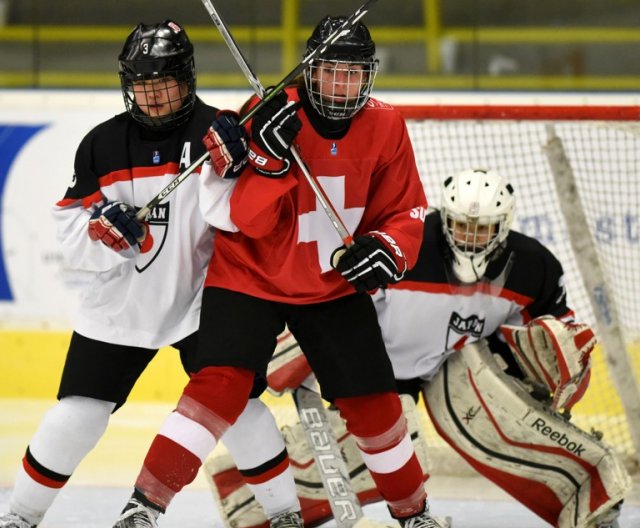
[{"left": 500, "top": 315, "right": 596, "bottom": 410}]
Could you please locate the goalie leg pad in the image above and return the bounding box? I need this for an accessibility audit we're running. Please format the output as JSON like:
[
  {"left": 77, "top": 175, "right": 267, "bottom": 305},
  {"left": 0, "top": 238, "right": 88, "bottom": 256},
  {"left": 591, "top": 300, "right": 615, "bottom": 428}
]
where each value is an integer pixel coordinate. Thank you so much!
[
  {"left": 266, "top": 329, "right": 313, "bottom": 395},
  {"left": 423, "top": 340, "right": 630, "bottom": 528},
  {"left": 204, "top": 451, "right": 270, "bottom": 528}
]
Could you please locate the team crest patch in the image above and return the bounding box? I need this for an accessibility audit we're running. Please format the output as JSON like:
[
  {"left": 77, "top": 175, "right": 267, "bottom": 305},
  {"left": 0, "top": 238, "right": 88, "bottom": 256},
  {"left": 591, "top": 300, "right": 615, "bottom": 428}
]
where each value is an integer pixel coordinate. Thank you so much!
[
  {"left": 445, "top": 311, "right": 485, "bottom": 350},
  {"left": 135, "top": 203, "right": 170, "bottom": 273}
]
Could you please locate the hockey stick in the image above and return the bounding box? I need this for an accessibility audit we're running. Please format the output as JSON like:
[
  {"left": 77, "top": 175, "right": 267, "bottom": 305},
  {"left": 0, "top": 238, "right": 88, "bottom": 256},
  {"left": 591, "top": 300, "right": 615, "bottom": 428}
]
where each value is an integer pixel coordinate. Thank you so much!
[
  {"left": 200, "top": 0, "right": 381, "bottom": 247},
  {"left": 136, "top": 0, "right": 379, "bottom": 226},
  {"left": 293, "top": 376, "right": 396, "bottom": 528}
]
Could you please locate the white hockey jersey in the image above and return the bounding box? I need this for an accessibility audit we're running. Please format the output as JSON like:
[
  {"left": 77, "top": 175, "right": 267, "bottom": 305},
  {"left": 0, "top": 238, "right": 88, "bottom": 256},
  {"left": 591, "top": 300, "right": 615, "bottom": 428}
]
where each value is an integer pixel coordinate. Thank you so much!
[
  {"left": 51, "top": 99, "right": 235, "bottom": 349},
  {"left": 373, "top": 212, "right": 573, "bottom": 381}
]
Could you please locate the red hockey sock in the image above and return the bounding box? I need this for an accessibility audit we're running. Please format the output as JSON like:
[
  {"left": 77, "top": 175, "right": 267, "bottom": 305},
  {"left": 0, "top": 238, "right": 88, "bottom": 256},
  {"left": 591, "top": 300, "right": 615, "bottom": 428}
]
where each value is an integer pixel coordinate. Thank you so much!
[
  {"left": 335, "top": 392, "right": 427, "bottom": 517},
  {"left": 134, "top": 366, "right": 256, "bottom": 509},
  {"left": 135, "top": 435, "right": 201, "bottom": 509}
]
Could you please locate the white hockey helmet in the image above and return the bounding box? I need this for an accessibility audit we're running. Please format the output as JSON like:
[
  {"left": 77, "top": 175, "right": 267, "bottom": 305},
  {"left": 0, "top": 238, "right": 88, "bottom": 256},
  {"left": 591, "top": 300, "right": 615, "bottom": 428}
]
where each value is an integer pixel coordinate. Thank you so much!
[{"left": 440, "top": 169, "right": 515, "bottom": 283}]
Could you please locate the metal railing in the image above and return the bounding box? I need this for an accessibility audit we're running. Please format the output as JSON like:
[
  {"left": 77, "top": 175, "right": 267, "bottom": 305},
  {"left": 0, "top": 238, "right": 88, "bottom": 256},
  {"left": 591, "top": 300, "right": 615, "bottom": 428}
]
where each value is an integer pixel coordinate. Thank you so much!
[{"left": 1, "top": 0, "right": 640, "bottom": 90}]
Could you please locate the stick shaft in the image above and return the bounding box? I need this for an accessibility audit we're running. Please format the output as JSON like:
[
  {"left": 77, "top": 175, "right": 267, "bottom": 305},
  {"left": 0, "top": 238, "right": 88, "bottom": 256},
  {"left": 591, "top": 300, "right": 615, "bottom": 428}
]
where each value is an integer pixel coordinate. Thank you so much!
[{"left": 293, "top": 380, "right": 364, "bottom": 526}]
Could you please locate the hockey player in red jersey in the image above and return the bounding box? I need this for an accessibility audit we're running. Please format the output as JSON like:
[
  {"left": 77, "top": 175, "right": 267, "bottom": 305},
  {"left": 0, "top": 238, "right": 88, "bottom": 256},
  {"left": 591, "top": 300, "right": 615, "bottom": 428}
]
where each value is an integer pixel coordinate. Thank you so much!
[
  {"left": 111, "top": 14, "right": 442, "bottom": 528},
  {"left": 0, "top": 20, "right": 301, "bottom": 528}
]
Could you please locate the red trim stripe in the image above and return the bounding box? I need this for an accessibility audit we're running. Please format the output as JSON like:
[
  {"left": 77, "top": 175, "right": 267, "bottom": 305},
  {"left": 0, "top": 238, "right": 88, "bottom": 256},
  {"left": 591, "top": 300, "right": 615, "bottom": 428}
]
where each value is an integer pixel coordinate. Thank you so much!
[
  {"left": 22, "top": 456, "right": 67, "bottom": 489},
  {"left": 392, "top": 280, "right": 533, "bottom": 306},
  {"left": 242, "top": 456, "right": 290, "bottom": 485},
  {"left": 97, "top": 162, "right": 194, "bottom": 188},
  {"left": 397, "top": 105, "right": 640, "bottom": 121}
]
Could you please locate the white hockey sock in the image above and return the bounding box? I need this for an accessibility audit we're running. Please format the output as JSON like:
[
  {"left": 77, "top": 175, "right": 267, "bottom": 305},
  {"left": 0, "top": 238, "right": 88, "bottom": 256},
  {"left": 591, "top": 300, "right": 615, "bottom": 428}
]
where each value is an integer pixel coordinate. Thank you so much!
[
  {"left": 246, "top": 466, "right": 300, "bottom": 518},
  {"left": 222, "top": 398, "right": 301, "bottom": 517},
  {"left": 9, "top": 396, "right": 114, "bottom": 524}
]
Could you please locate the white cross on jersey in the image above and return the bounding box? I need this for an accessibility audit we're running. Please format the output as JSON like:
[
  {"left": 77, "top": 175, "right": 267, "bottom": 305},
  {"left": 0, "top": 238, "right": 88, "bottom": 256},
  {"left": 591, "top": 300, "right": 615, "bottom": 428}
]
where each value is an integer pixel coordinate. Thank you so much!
[{"left": 298, "top": 175, "right": 364, "bottom": 273}]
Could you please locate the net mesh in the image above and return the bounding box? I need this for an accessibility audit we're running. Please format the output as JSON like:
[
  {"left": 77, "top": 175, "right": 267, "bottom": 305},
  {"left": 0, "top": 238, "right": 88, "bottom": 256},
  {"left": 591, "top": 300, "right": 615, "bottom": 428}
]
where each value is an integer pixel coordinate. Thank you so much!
[{"left": 404, "top": 107, "right": 640, "bottom": 472}]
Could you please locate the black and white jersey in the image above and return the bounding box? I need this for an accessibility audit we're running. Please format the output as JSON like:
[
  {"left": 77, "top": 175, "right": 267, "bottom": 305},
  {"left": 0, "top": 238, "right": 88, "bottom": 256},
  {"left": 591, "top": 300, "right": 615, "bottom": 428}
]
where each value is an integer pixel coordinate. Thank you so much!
[
  {"left": 373, "top": 211, "right": 573, "bottom": 381},
  {"left": 51, "top": 98, "right": 225, "bottom": 348}
]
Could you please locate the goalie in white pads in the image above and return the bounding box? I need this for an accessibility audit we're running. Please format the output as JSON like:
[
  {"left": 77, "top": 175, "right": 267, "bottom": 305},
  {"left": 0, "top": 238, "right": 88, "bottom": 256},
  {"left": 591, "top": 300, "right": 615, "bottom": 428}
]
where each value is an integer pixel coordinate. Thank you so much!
[{"left": 206, "top": 169, "right": 630, "bottom": 528}]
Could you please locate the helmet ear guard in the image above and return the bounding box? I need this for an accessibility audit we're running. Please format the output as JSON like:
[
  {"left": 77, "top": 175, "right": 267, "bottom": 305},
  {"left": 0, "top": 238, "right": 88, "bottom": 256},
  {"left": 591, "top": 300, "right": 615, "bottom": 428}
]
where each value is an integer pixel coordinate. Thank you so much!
[
  {"left": 118, "top": 20, "right": 196, "bottom": 130},
  {"left": 440, "top": 169, "right": 515, "bottom": 283},
  {"left": 303, "top": 16, "right": 379, "bottom": 120}
]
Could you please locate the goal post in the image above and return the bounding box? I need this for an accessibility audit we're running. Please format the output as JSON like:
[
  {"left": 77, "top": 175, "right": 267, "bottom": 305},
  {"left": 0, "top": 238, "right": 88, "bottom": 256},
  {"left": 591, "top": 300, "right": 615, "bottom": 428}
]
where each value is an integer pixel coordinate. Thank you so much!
[
  {"left": 543, "top": 123, "right": 640, "bottom": 469},
  {"left": 394, "top": 101, "right": 640, "bottom": 472}
]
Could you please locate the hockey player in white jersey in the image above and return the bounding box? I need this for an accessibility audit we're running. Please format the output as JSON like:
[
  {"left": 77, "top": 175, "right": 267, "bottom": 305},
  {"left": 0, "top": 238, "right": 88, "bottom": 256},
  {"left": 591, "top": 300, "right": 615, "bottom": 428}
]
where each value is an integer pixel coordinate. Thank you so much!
[
  {"left": 0, "top": 20, "right": 301, "bottom": 528},
  {"left": 207, "top": 169, "right": 631, "bottom": 528}
]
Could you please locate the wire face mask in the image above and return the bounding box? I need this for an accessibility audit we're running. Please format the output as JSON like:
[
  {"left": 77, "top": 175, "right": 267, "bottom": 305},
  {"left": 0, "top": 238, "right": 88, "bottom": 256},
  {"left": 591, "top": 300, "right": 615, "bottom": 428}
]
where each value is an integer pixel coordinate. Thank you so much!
[
  {"left": 443, "top": 215, "right": 508, "bottom": 282},
  {"left": 305, "top": 59, "right": 379, "bottom": 120},
  {"left": 303, "top": 15, "right": 378, "bottom": 120},
  {"left": 121, "top": 70, "right": 194, "bottom": 130}
]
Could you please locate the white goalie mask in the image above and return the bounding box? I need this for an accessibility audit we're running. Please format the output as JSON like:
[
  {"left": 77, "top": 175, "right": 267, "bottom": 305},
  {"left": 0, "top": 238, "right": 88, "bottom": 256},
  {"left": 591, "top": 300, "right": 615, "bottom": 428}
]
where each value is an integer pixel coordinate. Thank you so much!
[{"left": 440, "top": 169, "right": 515, "bottom": 283}]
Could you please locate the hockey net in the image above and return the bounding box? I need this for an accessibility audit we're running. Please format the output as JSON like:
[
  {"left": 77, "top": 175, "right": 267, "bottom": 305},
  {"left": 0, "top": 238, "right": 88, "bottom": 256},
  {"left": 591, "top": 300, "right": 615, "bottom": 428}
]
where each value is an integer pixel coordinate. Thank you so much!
[
  {"left": 261, "top": 102, "right": 640, "bottom": 476},
  {"left": 402, "top": 103, "right": 640, "bottom": 474}
]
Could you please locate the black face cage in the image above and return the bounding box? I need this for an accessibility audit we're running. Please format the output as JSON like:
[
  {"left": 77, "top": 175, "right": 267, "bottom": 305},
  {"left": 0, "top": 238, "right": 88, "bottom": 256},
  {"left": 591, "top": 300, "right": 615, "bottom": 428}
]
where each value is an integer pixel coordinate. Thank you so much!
[
  {"left": 120, "top": 61, "right": 196, "bottom": 130},
  {"left": 304, "top": 58, "right": 379, "bottom": 120}
]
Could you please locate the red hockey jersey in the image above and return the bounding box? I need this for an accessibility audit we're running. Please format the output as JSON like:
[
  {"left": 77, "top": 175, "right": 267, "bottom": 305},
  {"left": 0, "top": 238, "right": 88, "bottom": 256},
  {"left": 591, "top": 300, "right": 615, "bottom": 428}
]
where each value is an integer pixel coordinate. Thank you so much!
[{"left": 204, "top": 88, "right": 427, "bottom": 303}]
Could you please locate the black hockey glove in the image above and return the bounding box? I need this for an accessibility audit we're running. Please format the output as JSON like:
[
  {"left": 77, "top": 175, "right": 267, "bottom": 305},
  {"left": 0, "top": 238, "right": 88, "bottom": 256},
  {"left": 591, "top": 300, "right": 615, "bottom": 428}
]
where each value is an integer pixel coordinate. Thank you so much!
[
  {"left": 248, "top": 91, "right": 302, "bottom": 178},
  {"left": 202, "top": 110, "right": 248, "bottom": 179},
  {"left": 331, "top": 234, "right": 405, "bottom": 293},
  {"left": 88, "top": 201, "right": 149, "bottom": 253}
]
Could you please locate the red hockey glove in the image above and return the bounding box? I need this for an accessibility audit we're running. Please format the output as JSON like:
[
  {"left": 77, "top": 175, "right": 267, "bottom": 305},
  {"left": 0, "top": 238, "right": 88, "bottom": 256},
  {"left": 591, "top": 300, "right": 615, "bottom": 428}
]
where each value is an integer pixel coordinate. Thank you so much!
[
  {"left": 202, "top": 110, "right": 248, "bottom": 179},
  {"left": 331, "top": 233, "right": 406, "bottom": 293},
  {"left": 88, "top": 201, "right": 149, "bottom": 253},
  {"left": 248, "top": 91, "right": 302, "bottom": 178}
]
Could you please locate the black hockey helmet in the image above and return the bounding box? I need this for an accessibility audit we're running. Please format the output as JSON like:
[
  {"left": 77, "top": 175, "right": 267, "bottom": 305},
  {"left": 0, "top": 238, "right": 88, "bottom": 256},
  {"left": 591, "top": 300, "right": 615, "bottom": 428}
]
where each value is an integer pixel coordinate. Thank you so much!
[
  {"left": 303, "top": 16, "right": 379, "bottom": 120},
  {"left": 305, "top": 15, "right": 376, "bottom": 61},
  {"left": 118, "top": 20, "right": 196, "bottom": 130}
]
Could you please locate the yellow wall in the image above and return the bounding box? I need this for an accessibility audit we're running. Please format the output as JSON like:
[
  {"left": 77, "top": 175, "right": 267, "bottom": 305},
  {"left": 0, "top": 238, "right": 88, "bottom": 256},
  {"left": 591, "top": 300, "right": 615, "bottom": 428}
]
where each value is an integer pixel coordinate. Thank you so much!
[
  {"left": 2, "top": 330, "right": 636, "bottom": 415},
  {"left": 0, "top": 331, "right": 188, "bottom": 402}
]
